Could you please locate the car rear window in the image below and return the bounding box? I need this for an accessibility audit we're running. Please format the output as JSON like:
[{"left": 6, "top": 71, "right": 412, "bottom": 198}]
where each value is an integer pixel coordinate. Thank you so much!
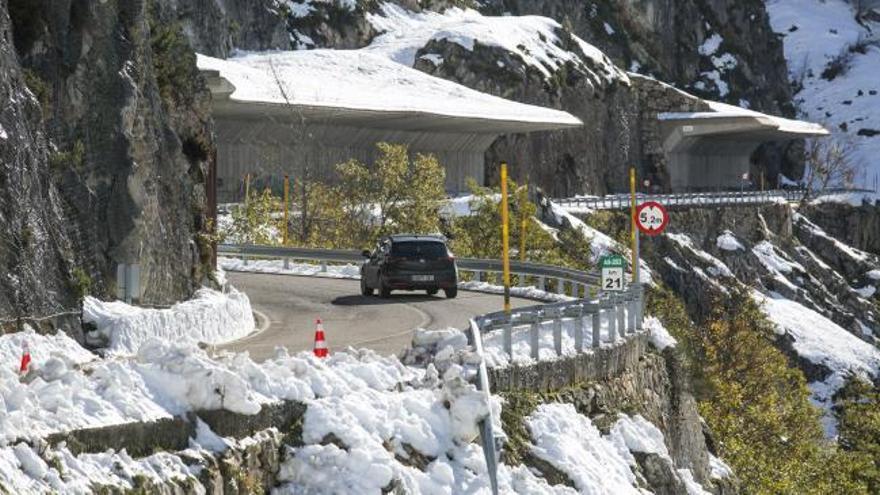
[{"left": 391, "top": 241, "right": 448, "bottom": 258}]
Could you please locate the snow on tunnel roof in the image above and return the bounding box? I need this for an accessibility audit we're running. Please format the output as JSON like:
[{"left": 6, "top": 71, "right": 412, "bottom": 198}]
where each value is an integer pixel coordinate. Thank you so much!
[
  {"left": 197, "top": 50, "right": 582, "bottom": 133},
  {"left": 658, "top": 100, "right": 828, "bottom": 136}
]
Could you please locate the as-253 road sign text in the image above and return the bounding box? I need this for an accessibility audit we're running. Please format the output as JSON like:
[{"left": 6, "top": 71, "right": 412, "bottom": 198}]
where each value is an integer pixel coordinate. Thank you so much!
[{"left": 600, "top": 254, "right": 626, "bottom": 292}]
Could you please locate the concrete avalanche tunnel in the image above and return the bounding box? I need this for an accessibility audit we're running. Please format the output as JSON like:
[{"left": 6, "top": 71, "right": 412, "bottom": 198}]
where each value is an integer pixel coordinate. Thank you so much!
[{"left": 658, "top": 106, "right": 828, "bottom": 192}]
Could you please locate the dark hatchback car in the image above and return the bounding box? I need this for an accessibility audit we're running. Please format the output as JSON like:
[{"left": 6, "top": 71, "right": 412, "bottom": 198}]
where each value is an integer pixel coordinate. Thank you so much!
[{"left": 360, "top": 235, "right": 458, "bottom": 299}]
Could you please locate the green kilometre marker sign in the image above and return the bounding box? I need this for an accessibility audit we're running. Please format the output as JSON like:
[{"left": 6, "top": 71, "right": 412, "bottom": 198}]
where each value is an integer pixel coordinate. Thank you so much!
[{"left": 600, "top": 254, "right": 626, "bottom": 292}]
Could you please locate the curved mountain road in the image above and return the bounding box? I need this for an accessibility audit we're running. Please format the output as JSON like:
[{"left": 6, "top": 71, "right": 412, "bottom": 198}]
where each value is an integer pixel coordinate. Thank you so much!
[{"left": 221, "top": 272, "right": 535, "bottom": 361}]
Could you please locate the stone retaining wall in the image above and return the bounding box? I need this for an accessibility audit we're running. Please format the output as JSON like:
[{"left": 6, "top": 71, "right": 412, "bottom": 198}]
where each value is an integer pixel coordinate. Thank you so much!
[
  {"left": 45, "top": 400, "right": 306, "bottom": 457},
  {"left": 488, "top": 334, "right": 648, "bottom": 392}
]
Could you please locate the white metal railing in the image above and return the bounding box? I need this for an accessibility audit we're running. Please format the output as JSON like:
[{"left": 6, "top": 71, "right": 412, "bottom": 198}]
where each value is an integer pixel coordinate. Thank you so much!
[{"left": 552, "top": 188, "right": 873, "bottom": 211}]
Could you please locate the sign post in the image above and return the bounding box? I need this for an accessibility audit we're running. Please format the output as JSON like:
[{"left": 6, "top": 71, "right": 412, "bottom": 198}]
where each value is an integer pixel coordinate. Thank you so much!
[
  {"left": 500, "top": 163, "right": 512, "bottom": 314},
  {"left": 630, "top": 168, "right": 639, "bottom": 285},
  {"left": 600, "top": 254, "right": 627, "bottom": 292}
]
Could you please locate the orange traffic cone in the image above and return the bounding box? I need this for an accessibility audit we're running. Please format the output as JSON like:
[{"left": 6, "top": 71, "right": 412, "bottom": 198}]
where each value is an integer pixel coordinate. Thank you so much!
[
  {"left": 19, "top": 341, "right": 31, "bottom": 376},
  {"left": 313, "top": 318, "right": 328, "bottom": 358}
]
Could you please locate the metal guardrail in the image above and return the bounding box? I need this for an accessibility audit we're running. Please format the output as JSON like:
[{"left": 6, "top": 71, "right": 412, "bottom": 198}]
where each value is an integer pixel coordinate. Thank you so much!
[
  {"left": 219, "top": 243, "right": 644, "bottom": 495},
  {"left": 552, "top": 188, "right": 874, "bottom": 211},
  {"left": 467, "top": 286, "right": 645, "bottom": 495},
  {"left": 217, "top": 244, "right": 600, "bottom": 295}
]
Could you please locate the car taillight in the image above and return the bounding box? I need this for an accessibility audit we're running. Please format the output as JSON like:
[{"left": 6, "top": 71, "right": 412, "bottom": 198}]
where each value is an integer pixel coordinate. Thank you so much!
[{"left": 442, "top": 256, "right": 455, "bottom": 262}]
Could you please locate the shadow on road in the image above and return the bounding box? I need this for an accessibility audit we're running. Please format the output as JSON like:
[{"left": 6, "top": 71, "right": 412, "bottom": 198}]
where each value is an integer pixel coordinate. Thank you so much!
[{"left": 332, "top": 293, "right": 442, "bottom": 306}]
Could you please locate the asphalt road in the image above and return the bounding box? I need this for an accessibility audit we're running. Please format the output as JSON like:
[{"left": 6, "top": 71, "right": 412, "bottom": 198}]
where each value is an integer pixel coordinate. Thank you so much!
[{"left": 221, "top": 272, "right": 535, "bottom": 361}]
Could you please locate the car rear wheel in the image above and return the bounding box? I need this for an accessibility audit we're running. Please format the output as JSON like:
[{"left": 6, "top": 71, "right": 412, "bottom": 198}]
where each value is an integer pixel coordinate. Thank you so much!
[
  {"left": 444, "top": 287, "right": 457, "bottom": 299},
  {"left": 360, "top": 277, "right": 373, "bottom": 296},
  {"left": 426, "top": 288, "right": 438, "bottom": 296}
]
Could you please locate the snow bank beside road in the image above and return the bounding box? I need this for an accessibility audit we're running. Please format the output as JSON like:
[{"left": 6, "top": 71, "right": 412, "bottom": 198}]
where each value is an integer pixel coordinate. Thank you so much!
[
  {"left": 219, "top": 256, "right": 360, "bottom": 279},
  {"left": 83, "top": 287, "right": 255, "bottom": 354},
  {"left": 0, "top": 334, "right": 420, "bottom": 444}
]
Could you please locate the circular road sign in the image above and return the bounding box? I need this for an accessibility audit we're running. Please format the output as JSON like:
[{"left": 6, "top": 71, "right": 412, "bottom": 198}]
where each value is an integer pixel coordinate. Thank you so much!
[{"left": 635, "top": 201, "right": 669, "bottom": 236}]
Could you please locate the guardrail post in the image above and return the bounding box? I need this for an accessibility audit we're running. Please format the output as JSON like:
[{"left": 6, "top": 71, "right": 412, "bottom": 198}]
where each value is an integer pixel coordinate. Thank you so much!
[
  {"left": 550, "top": 310, "right": 563, "bottom": 356},
  {"left": 635, "top": 284, "right": 644, "bottom": 332},
  {"left": 497, "top": 272, "right": 504, "bottom": 286},
  {"left": 530, "top": 318, "right": 540, "bottom": 361},
  {"left": 575, "top": 311, "right": 584, "bottom": 353},
  {"left": 283, "top": 257, "right": 290, "bottom": 270},
  {"left": 517, "top": 273, "right": 525, "bottom": 287},
  {"left": 617, "top": 295, "right": 626, "bottom": 334},
  {"left": 592, "top": 305, "right": 602, "bottom": 347},
  {"left": 538, "top": 276, "right": 545, "bottom": 291},
  {"left": 321, "top": 261, "right": 328, "bottom": 273},
  {"left": 503, "top": 322, "right": 512, "bottom": 357},
  {"left": 606, "top": 296, "right": 617, "bottom": 341},
  {"left": 556, "top": 278, "right": 565, "bottom": 295},
  {"left": 627, "top": 289, "right": 637, "bottom": 334},
  {"left": 474, "top": 270, "right": 482, "bottom": 283}
]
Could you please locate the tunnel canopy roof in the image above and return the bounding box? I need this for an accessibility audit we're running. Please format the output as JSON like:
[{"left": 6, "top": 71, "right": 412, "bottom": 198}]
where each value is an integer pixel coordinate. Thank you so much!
[
  {"left": 197, "top": 51, "right": 583, "bottom": 134},
  {"left": 658, "top": 101, "right": 828, "bottom": 147}
]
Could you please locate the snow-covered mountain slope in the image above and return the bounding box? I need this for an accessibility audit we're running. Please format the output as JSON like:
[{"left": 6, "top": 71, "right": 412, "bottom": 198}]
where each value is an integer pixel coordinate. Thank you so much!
[
  {"left": 767, "top": 0, "right": 880, "bottom": 187},
  {"left": 364, "top": 4, "right": 628, "bottom": 85},
  {"left": 621, "top": 201, "right": 880, "bottom": 436}
]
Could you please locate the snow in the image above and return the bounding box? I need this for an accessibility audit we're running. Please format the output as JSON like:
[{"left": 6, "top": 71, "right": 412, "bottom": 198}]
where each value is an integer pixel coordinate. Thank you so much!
[
  {"left": 658, "top": 99, "right": 828, "bottom": 135},
  {"left": 196, "top": 50, "right": 581, "bottom": 127},
  {"left": 0, "top": 124, "right": 7, "bottom": 140},
  {"left": 645, "top": 316, "right": 677, "bottom": 350},
  {"left": 526, "top": 403, "right": 641, "bottom": 494},
  {"left": 752, "top": 241, "right": 804, "bottom": 274},
  {"left": 757, "top": 291, "right": 880, "bottom": 435},
  {"left": 716, "top": 230, "right": 744, "bottom": 251},
  {"left": 667, "top": 232, "right": 734, "bottom": 278},
  {"left": 767, "top": 0, "right": 880, "bottom": 188},
  {"left": 219, "top": 256, "right": 361, "bottom": 280},
  {"left": 275, "top": 0, "right": 355, "bottom": 18},
  {"left": 82, "top": 287, "right": 255, "bottom": 355},
  {"left": 760, "top": 292, "right": 880, "bottom": 379},
  {"left": 709, "top": 453, "right": 733, "bottom": 480},
  {"left": 607, "top": 414, "right": 670, "bottom": 458},
  {"left": 603, "top": 22, "right": 615, "bottom": 35},
  {"left": 458, "top": 281, "right": 574, "bottom": 303},
  {"left": 0, "top": 327, "right": 425, "bottom": 445},
  {"left": 795, "top": 213, "right": 870, "bottom": 263},
  {"left": 526, "top": 405, "right": 709, "bottom": 494},
  {"left": 752, "top": 240, "right": 805, "bottom": 291},
  {"left": 809, "top": 191, "right": 880, "bottom": 207},
  {"left": 365, "top": 4, "right": 628, "bottom": 84},
  {"left": 856, "top": 285, "right": 877, "bottom": 298},
  {"left": 699, "top": 34, "right": 723, "bottom": 56},
  {"left": 868, "top": 269, "right": 880, "bottom": 281}
]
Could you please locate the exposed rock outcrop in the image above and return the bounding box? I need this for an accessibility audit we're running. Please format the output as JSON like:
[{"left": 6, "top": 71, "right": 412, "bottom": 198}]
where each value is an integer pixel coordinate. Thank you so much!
[
  {"left": 5, "top": 0, "right": 214, "bottom": 311},
  {"left": 0, "top": 2, "right": 78, "bottom": 323},
  {"left": 479, "top": 0, "right": 794, "bottom": 115}
]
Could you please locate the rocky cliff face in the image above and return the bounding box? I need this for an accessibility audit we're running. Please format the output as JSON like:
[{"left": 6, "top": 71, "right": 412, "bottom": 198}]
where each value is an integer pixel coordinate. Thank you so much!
[
  {"left": 0, "top": 3, "right": 77, "bottom": 322},
  {"left": 3, "top": 0, "right": 213, "bottom": 312},
  {"left": 479, "top": 0, "right": 794, "bottom": 116}
]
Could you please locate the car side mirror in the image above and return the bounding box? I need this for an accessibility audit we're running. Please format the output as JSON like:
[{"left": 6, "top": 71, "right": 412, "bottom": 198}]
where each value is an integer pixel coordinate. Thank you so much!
[{"left": 361, "top": 249, "right": 372, "bottom": 258}]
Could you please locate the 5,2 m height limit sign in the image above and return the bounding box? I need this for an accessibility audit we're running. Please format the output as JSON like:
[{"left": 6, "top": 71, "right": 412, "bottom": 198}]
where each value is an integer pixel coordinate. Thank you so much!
[{"left": 635, "top": 201, "right": 669, "bottom": 236}]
